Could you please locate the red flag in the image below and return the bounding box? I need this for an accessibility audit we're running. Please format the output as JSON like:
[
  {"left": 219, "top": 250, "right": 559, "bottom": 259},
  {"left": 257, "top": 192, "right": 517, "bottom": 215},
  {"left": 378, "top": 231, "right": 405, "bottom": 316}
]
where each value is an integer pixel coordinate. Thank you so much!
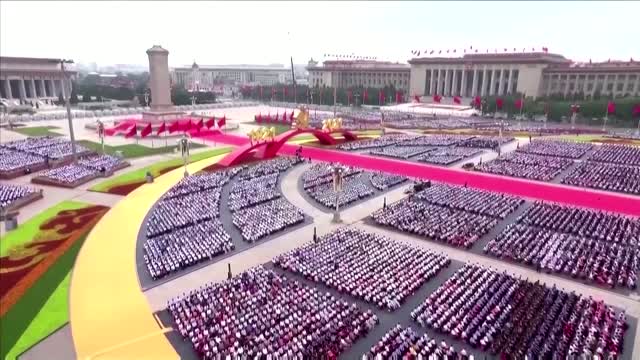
[
  {"left": 348, "top": 90, "right": 353, "bottom": 105},
  {"left": 217, "top": 115, "right": 226, "bottom": 128},
  {"left": 607, "top": 101, "right": 616, "bottom": 115},
  {"left": 156, "top": 122, "right": 166, "bottom": 136},
  {"left": 474, "top": 96, "right": 481, "bottom": 108},
  {"left": 182, "top": 119, "right": 193, "bottom": 132},
  {"left": 140, "top": 123, "right": 152, "bottom": 138},
  {"left": 632, "top": 104, "right": 640, "bottom": 117},
  {"left": 453, "top": 96, "right": 461, "bottom": 104},
  {"left": 124, "top": 125, "right": 137, "bottom": 138},
  {"left": 282, "top": 112, "right": 288, "bottom": 124},
  {"left": 289, "top": 111, "right": 294, "bottom": 121},
  {"left": 514, "top": 98, "right": 524, "bottom": 110},
  {"left": 363, "top": 89, "right": 369, "bottom": 103},
  {"left": 284, "top": 87, "right": 288, "bottom": 97},
  {"left": 195, "top": 118, "right": 204, "bottom": 131},
  {"left": 496, "top": 98, "right": 504, "bottom": 110},
  {"left": 433, "top": 94, "right": 442, "bottom": 103},
  {"left": 205, "top": 117, "right": 215, "bottom": 129},
  {"left": 168, "top": 120, "right": 181, "bottom": 133},
  {"left": 571, "top": 104, "right": 580, "bottom": 114},
  {"left": 256, "top": 113, "right": 262, "bottom": 123},
  {"left": 379, "top": 89, "right": 385, "bottom": 105},
  {"left": 414, "top": 95, "right": 421, "bottom": 103},
  {"left": 395, "top": 91, "right": 401, "bottom": 103},
  {"left": 274, "top": 112, "right": 279, "bottom": 122}
]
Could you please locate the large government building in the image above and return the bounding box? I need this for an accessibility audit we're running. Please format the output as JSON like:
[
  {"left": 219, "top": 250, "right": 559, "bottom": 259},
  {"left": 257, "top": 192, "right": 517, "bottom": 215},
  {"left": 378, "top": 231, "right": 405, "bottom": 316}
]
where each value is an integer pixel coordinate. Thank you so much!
[
  {"left": 409, "top": 52, "right": 640, "bottom": 100},
  {"left": 0, "top": 56, "right": 76, "bottom": 104},
  {"left": 171, "top": 62, "right": 293, "bottom": 90},
  {"left": 307, "top": 59, "right": 410, "bottom": 93}
]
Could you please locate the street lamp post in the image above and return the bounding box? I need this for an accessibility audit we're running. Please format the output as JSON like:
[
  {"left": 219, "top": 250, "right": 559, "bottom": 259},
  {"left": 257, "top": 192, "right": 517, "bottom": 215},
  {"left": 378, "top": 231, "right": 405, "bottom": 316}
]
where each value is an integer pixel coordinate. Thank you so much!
[
  {"left": 144, "top": 91, "right": 150, "bottom": 107},
  {"left": 58, "top": 59, "right": 77, "bottom": 162},
  {"left": 178, "top": 134, "right": 191, "bottom": 177},
  {"left": 331, "top": 165, "right": 343, "bottom": 223}
]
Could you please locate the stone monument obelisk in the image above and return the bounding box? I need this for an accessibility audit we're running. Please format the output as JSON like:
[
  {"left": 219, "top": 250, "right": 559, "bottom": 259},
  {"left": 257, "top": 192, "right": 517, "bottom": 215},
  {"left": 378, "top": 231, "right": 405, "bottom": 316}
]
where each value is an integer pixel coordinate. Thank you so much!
[{"left": 142, "top": 45, "right": 184, "bottom": 123}]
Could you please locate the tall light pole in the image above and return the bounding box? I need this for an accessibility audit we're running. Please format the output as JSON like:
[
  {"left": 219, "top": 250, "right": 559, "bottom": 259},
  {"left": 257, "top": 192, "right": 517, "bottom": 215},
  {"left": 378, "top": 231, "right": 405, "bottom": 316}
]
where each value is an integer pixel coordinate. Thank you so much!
[
  {"left": 331, "top": 165, "right": 344, "bottom": 223},
  {"left": 58, "top": 59, "right": 77, "bottom": 162}
]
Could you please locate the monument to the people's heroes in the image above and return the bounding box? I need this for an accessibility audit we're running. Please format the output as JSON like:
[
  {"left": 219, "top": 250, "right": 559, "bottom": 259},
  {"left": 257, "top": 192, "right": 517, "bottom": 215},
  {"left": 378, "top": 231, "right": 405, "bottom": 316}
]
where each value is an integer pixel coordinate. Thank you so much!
[{"left": 142, "top": 45, "right": 185, "bottom": 124}]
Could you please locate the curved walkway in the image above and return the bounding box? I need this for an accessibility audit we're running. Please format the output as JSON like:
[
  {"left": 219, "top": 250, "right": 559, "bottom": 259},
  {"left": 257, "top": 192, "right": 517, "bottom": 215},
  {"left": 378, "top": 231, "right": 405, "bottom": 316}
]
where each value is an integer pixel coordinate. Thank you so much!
[{"left": 68, "top": 154, "right": 229, "bottom": 360}]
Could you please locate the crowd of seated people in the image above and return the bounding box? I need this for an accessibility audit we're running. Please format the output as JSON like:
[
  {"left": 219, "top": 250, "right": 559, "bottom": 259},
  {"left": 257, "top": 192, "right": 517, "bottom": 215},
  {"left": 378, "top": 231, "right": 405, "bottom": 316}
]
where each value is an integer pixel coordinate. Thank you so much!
[
  {"left": 38, "top": 164, "right": 97, "bottom": 184},
  {"left": 143, "top": 171, "right": 237, "bottom": 279},
  {"left": 301, "top": 162, "right": 361, "bottom": 190},
  {"left": 0, "top": 183, "right": 40, "bottom": 209},
  {"left": 476, "top": 152, "right": 573, "bottom": 181},
  {"left": 459, "top": 136, "right": 514, "bottom": 149},
  {"left": 0, "top": 148, "right": 45, "bottom": 173},
  {"left": 411, "top": 264, "right": 628, "bottom": 358},
  {"left": 144, "top": 219, "right": 233, "bottom": 280},
  {"left": 237, "top": 157, "right": 302, "bottom": 181},
  {"left": 562, "top": 161, "right": 640, "bottom": 195},
  {"left": 29, "top": 142, "right": 91, "bottom": 160},
  {"left": 232, "top": 198, "right": 305, "bottom": 243},
  {"left": 414, "top": 184, "right": 523, "bottom": 219},
  {"left": 369, "top": 171, "right": 408, "bottom": 190},
  {"left": 369, "top": 145, "right": 435, "bottom": 159},
  {"left": 415, "top": 147, "right": 481, "bottom": 166},
  {"left": 337, "top": 134, "right": 415, "bottom": 151},
  {"left": 77, "top": 154, "right": 127, "bottom": 172},
  {"left": 274, "top": 227, "right": 450, "bottom": 311},
  {"left": 305, "top": 174, "right": 374, "bottom": 208},
  {"left": 398, "top": 135, "right": 472, "bottom": 147},
  {"left": 167, "top": 266, "right": 379, "bottom": 359},
  {"left": 517, "top": 140, "right": 593, "bottom": 159},
  {"left": 484, "top": 202, "right": 639, "bottom": 289},
  {"left": 2, "top": 136, "right": 66, "bottom": 151},
  {"left": 372, "top": 185, "right": 521, "bottom": 248},
  {"left": 228, "top": 173, "right": 281, "bottom": 212},
  {"left": 588, "top": 144, "right": 640, "bottom": 167},
  {"left": 364, "top": 325, "right": 470, "bottom": 359}
]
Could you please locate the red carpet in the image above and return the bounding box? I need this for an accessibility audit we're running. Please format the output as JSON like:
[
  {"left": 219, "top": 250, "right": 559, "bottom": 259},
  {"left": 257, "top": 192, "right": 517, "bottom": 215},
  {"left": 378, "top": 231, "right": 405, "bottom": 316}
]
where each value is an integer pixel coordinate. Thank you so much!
[{"left": 195, "top": 132, "right": 640, "bottom": 217}]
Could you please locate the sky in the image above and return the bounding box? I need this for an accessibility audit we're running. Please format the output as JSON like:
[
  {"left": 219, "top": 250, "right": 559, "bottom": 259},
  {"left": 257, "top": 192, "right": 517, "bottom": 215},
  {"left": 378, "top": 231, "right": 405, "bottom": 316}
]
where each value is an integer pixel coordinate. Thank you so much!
[{"left": 1, "top": 1, "right": 638, "bottom": 68}]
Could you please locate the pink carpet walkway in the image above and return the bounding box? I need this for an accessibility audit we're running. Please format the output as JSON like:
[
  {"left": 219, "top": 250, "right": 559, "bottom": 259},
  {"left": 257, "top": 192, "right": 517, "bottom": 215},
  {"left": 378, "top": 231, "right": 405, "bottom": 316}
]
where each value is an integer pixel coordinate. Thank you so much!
[{"left": 195, "top": 132, "right": 640, "bottom": 217}]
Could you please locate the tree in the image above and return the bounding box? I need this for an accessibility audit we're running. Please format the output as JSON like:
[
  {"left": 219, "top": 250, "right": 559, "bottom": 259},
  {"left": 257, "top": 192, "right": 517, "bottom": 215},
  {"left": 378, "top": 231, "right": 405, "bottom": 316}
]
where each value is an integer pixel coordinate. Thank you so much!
[
  {"left": 82, "top": 93, "right": 91, "bottom": 102},
  {"left": 70, "top": 84, "right": 79, "bottom": 105},
  {"left": 171, "top": 86, "right": 191, "bottom": 105}
]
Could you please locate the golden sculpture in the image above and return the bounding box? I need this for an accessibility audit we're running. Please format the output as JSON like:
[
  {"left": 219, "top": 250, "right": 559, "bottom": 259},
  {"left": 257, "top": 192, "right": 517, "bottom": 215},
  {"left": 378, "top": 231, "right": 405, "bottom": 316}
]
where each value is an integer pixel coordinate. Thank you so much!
[
  {"left": 248, "top": 126, "right": 276, "bottom": 143},
  {"left": 294, "top": 105, "right": 310, "bottom": 129},
  {"left": 322, "top": 117, "right": 343, "bottom": 132}
]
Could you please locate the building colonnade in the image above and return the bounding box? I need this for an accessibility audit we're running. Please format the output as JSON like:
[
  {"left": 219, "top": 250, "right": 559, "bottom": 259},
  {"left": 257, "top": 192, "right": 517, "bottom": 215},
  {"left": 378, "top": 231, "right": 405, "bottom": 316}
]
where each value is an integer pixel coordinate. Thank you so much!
[
  {"left": 424, "top": 65, "right": 519, "bottom": 98},
  {"left": 0, "top": 74, "right": 68, "bottom": 101}
]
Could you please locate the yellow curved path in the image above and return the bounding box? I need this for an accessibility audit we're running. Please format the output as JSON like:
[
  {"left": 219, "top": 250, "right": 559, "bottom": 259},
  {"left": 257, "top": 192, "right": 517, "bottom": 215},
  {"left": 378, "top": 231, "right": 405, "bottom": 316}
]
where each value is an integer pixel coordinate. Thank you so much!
[{"left": 69, "top": 155, "right": 227, "bottom": 360}]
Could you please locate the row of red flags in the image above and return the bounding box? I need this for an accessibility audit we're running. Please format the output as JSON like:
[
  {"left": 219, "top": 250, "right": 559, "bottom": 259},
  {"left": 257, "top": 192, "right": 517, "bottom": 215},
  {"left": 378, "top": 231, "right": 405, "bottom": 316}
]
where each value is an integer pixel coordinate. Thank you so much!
[
  {"left": 411, "top": 47, "right": 549, "bottom": 57},
  {"left": 425, "top": 94, "right": 640, "bottom": 116},
  {"left": 256, "top": 111, "right": 295, "bottom": 124},
  {"left": 114, "top": 116, "right": 226, "bottom": 138}
]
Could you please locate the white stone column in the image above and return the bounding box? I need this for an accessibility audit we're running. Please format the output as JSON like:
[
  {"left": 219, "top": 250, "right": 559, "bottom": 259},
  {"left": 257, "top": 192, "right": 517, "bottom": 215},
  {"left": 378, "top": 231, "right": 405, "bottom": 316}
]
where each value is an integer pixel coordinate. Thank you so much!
[
  {"left": 39, "top": 79, "right": 47, "bottom": 97},
  {"left": 582, "top": 74, "right": 589, "bottom": 96},
  {"left": 429, "top": 68, "right": 435, "bottom": 95},
  {"left": 19, "top": 79, "right": 27, "bottom": 100},
  {"left": 452, "top": 69, "right": 458, "bottom": 96},
  {"left": 443, "top": 68, "right": 450, "bottom": 96},
  {"left": 3, "top": 78, "right": 12, "bottom": 99},
  {"left": 436, "top": 69, "right": 442, "bottom": 95},
  {"left": 481, "top": 66, "right": 488, "bottom": 97},
  {"left": 51, "top": 79, "right": 58, "bottom": 97},
  {"left": 471, "top": 68, "right": 479, "bottom": 97},
  {"left": 488, "top": 68, "right": 497, "bottom": 96},
  {"left": 29, "top": 78, "right": 37, "bottom": 99},
  {"left": 563, "top": 76, "right": 571, "bottom": 97},
  {"left": 622, "top": 75, "right": 630, "bottom": 96},
  {"left": 507, "top": 68, "right": 514, "bottom": 95},
  {"left": 498, "top": 68, "right": 505, "bottom": 95},
  {"left": 634, "top": 75, "right": 640, "bottom": 96},
  {"left": 61, "top": 78, "right": 68, "bottom": 100},
  {"left": 460, "top": 69, "right": 467, "bottom": 97},
  {"left": 602, "top": 74, "right": 609, "bottom": 97}
]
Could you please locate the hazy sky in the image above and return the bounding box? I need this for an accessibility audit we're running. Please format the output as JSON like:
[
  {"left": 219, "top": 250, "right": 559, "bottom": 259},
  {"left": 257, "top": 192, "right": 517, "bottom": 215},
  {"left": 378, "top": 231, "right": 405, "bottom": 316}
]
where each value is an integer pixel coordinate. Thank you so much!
[{"left": 1, "top": 1, "right": 638, "bottom": 67}]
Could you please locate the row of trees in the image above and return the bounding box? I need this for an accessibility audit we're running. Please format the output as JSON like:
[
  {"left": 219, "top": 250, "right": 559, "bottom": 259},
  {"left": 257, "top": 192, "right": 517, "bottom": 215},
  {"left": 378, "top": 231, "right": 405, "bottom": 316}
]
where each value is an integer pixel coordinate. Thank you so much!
[
  {"left": 240, "top": 84, "right": 406, "bottom": 106},
  {"left": 479, "top": 95, "right": 640, "bottom": 127}
]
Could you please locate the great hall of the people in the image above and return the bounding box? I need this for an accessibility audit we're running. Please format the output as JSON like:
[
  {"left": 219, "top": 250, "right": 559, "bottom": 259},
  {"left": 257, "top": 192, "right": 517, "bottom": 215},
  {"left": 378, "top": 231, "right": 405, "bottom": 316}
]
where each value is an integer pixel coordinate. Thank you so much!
[{"left": 308, "top": 52, "right": 640, "bottom": 100}]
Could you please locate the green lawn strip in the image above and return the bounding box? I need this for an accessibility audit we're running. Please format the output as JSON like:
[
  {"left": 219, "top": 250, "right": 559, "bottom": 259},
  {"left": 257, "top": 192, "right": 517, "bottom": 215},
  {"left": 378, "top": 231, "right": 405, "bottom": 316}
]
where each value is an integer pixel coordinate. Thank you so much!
[
  {"left": 89, "top": 147, "right": 233, "bottom": 192},
  {"left": 1, "top": 235, "right": 87, "bottom": 360},
  {"left": 0, "top": 201, "right": 88, "bottom": 257},
  {"left": 76, "top": 140, "right": 205, "bottom": 159},
  {"left": 10, "top": 126, "right": 63, "bottom": 137}
]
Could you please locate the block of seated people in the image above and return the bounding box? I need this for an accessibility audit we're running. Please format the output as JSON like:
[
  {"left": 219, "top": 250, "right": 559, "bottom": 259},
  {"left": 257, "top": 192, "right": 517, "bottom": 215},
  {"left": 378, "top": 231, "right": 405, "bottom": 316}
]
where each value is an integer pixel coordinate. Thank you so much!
[
  {"left": 411, "top": 264, "right": 629, "bottom": 359},
  {"left": 166, "top": 266, "right": 378, "bottom": 358},
  {"left": 484, "top": 201, "right": 639, "bottom": 289},
  {"left": 274, "top": 227, "right": 450, "bottom": 311}
]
